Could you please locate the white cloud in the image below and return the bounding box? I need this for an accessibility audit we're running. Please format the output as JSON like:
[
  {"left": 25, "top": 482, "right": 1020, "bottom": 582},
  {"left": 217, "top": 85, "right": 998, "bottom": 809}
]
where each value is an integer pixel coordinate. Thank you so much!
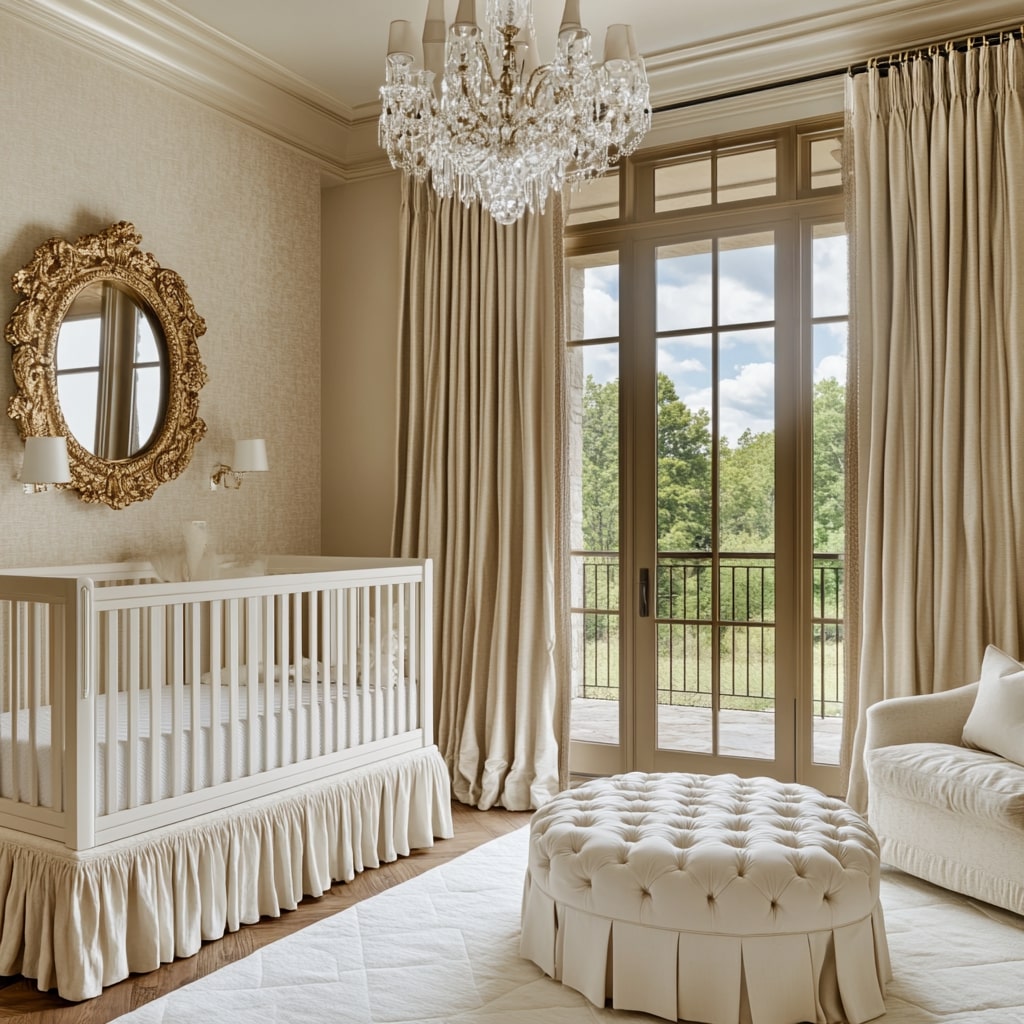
[
  {"left": 814, "top": 353, "right": 847, "bottom": 383},
  {"left": 718, "top": 277, "right": 773, "bottom": 325},
  {"left": 657, "top": 279, "right": 712, "bottom": 331},
  {"left": 660, "top": 353, "right": 706, "bottom": 377},
  {"left": 684, "top": 361, "right": 775, "bottom": 444},
  {"left": 583, "top": 286, "right": 618, "bottom": 339},
  {"left": 583, "top": 345, "right": 619, "bottom": 385},
  {"left": 813, "top": 235, "right": 849, "bottom": 316}
]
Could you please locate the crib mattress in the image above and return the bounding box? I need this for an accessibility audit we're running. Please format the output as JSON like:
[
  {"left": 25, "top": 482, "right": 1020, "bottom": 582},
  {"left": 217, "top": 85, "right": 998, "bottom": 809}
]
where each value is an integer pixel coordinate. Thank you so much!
[{"left": 0, "top": 679, "right": 418, "bottom": 815}]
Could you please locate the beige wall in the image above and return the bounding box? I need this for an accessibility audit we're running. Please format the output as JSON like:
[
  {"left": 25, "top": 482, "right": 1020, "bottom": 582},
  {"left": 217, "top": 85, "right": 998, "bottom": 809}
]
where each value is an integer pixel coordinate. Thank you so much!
[
  {"left": 0, "top": 12, "right": 321, "bottom": 569},
  {"left": 321, "top": 173, "right": 402, "bottom": 558}
]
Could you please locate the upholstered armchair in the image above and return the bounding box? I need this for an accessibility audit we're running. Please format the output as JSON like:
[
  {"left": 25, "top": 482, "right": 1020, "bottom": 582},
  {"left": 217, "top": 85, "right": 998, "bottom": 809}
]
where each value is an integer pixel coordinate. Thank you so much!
[{"left": 864, "top": 647, "right": 1024, "bottom": 915}]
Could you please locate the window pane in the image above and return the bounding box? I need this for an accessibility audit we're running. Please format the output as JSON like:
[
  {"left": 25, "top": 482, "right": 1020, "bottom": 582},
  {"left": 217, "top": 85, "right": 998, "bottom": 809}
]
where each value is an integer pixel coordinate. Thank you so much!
[
  {"left": 718, "top": 147, "right": 776, "bottom": 202},
  {"left": 657, "top": 336, "right": 712, "bottom": 553},
  {"left": 132, "top": 367, "right": 163, "bottom": 450},
  {"left": 655, "top": 157, "right": 712, "bottom": 213},
  {"left": 565, "top": 253, "right": 619, "bottom": 341},
  {"left": 57, "top": 318, "right": 101, "bottom": 369},
  {"left": 812, "top": 225, "right": 848, "bottom": 318},
  {"left": 135, "top": 312, "right": 160, "bottom": 363},
  {"left": 812, "top": 325, "right": 846, "bottom": 767},
  {"left": 719, "top": 234, "right": 775, "bottom": 326},
  {"left": 569, "top": 342, "right": 620, "bottom": 746},
  {"left": 57, "top": 370, "right": 99, "bottom": 449},
  {"left": 809, "top": 137, "right": 843, "bottom": 190},
  {"left": 718, "top": 328, "right": 775, "bottom": 550},
  {"left": 566, "top": 172, "right": 620, "bottom": 225},
  {"left": 656, "top": 241, "right": 712, "bottom": 332}
]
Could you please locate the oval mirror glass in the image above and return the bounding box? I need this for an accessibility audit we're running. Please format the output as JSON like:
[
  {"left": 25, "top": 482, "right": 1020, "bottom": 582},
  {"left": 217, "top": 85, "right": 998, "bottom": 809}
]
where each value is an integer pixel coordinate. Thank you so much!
[{"left": 55, "top": 280, "right": 168, "bottom": 461}]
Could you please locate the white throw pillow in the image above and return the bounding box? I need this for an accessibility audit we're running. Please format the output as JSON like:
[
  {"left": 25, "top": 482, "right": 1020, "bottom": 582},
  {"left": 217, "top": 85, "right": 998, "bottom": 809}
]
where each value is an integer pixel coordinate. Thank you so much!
[{"left": 962, "top": 645, "right": 1024, "bottom": 765}]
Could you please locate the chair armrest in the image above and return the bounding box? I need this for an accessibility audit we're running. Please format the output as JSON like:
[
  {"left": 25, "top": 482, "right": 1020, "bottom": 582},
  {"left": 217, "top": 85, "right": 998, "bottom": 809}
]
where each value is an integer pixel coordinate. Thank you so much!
[{"left": 864, "top": 682, "right": 980, "bottom": 752}]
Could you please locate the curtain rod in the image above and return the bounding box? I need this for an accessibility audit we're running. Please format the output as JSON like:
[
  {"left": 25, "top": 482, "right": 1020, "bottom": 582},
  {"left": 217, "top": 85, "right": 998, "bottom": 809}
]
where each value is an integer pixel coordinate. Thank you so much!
[
  {"left": 848, "top": 24, "right": 1022, "bottom": 76},
  {"left": 652, "top": 23, "right": 1023, "bottom": 114},
  {"left": 652, "top": 67, "right": 845, "bottom": 115}
]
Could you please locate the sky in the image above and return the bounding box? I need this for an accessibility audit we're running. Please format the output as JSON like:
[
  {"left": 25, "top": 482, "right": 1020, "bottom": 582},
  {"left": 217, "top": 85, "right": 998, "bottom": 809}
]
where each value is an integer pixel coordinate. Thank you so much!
[{"left": 577, "top": 232, "right": 848, "bottom": 446}]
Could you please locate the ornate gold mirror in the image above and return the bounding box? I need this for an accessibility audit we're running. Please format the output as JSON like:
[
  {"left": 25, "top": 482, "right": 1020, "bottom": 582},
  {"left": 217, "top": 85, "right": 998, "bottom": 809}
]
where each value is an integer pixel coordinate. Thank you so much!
[{"left": 6, "top": 222, "right": 207, "bottom": 508}]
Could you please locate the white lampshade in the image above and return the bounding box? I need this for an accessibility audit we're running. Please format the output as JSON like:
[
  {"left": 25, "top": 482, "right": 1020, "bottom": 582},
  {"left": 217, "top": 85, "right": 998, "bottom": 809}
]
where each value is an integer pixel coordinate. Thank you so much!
[
  {"left": 559, "top": 0, "right": 582, "bottom": 33},
  {"left": 232, "top": 438, "right": 268, "bottom": 474},
  {"left": 386, "top": 19, "right": 419, "bottom": 63},
  {"left": 604, "top": 24, "right": 638, "bottom": 64},
  {"left": 20, "top": 436, "right": 71, "bottom": 484},
  {"left": 453, "top": 0, "right": 477, "bottom": 29}
]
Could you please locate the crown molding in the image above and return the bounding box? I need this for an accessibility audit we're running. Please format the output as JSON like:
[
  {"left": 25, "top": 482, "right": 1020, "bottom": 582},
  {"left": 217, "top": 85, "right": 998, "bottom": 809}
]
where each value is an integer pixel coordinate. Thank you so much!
[
  {"left": 644, "top": 77, "right": 846, "bottom": 151},
  {"left": 0, "top": 0, "right": 360, "bottom": 182},
  {"left": 645, "top": 0, "right": 1024, "bottom": 110},
  {"left": 2, "top": 0, "right": 1021, "bottom": 184}
]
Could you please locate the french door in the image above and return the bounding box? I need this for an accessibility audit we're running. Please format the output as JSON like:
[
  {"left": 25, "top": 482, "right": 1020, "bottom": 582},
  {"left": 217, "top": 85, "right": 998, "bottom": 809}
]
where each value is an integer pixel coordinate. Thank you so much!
[{"left": 566, "top": 127, "right": 847, "bottom": 794}]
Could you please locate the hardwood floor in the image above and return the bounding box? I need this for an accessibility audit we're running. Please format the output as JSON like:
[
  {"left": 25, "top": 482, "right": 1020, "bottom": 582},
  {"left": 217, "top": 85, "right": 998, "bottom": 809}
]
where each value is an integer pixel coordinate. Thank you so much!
[{"left": 0, "top": 802, "right": 533, "bottom": 1022}]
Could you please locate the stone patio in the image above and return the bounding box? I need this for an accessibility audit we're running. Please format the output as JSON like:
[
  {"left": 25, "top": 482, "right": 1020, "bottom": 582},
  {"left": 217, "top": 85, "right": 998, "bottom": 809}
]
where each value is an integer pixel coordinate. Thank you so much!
[{"left": 571, "top": 697, "right": 842, "bottom": 765}]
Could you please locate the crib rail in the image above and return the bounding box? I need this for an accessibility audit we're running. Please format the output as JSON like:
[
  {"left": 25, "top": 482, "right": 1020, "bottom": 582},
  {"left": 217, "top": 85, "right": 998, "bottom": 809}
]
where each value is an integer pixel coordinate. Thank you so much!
[{"left": 0, "top": 557, "right": 433, "bottom": 850}]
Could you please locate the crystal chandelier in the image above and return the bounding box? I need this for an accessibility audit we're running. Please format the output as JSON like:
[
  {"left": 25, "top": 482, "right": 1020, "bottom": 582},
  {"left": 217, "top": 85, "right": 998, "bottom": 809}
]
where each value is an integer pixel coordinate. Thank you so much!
[{"left": 379, "top": 0, "right": 651, "bottom": 225}]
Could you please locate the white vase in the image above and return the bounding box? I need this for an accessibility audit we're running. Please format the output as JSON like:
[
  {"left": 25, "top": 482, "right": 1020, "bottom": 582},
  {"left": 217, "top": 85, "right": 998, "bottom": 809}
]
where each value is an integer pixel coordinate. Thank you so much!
[{"left": 183, "top": 520, "right": 209, "bottom": 581}]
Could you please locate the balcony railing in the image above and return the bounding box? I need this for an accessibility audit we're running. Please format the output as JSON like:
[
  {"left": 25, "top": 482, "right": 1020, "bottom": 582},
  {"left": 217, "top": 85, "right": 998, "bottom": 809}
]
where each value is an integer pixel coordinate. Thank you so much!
[{"left": 570, "top": 551, "right": 844, "bottom": 718}]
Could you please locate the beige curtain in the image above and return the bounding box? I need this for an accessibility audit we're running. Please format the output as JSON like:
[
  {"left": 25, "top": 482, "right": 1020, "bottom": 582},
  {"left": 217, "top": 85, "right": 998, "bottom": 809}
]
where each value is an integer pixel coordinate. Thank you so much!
[
  {"left": 392, "top": 177, "right": 570, "bottom": 811},
  {"left": 846, "top": 35, "right": 1024, "bottom": 811}
]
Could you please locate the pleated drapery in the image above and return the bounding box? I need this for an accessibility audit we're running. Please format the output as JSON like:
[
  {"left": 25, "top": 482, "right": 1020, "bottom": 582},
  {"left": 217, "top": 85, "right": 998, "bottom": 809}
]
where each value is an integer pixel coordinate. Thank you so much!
[
  {"left": 845, "top": 35, "right": 1024, "bottom": 810},
  {"left": 392, "top": 178, "right": 569, "bottom": 811}
]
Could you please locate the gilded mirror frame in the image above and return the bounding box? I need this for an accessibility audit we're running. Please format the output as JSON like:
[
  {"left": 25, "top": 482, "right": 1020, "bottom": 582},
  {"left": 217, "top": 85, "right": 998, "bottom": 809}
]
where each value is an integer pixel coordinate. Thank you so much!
[{"left": 6, "top": 221, "right": 207, "bottom": 509}]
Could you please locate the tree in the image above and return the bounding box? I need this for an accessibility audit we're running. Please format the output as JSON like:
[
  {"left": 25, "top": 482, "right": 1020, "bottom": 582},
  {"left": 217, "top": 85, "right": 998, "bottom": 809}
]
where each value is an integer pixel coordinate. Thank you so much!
[
  {"left": 812, "top": 377, "right": 846, "bottom": 553},
  {"left": 581, "top": 374, "right": 620, "bottom": 552},
  {"left": 719, "top": 428, "right": 774, "bottom": 553},
  {"left": 656, "top": 373, "right": 712, "bottom": 552}
]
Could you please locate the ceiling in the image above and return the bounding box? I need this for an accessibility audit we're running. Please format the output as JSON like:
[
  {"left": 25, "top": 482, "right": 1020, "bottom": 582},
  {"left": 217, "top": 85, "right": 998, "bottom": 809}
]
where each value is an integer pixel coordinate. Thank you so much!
[
  {"left": 158, "top": 0, "right": 1024, "bottom": 114},
  {"left": 3, "top": 0, "right": 1023, "bottom": 180}
]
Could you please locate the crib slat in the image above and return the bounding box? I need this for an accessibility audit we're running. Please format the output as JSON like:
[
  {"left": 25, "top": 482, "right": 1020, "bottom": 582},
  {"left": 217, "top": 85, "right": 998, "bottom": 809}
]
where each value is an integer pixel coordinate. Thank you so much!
[
  {"left": 383, "top": 585, "right": 394, "bottom": 739},
  {"left": 332, "top": 589, "right": 344, "bottom": 751},
  {"left": 148, "top": 606, "right": 163, "bottom": 805},
  {"left": 409, "top": 582, "right": 419, "bottom": 731},
  {"left": 49, "top": 602, "right": 65, "bottom": 813},
  {"left": 188, "top": 602, "right": 201, "bottom": 794},
  {"left": 170, "top": 604, "right": 184, "bottom": 798},
  {"left": 26, "top": 604, "right": 42, "bottom": 806},
  {"left": 127, "top": 608, "right": 141, "bottom": 809},
  {"left": 278, "top": 594, "right": 291, "bottom": 766},
  {"left": 319, "top": 588, "right": 332, "bottom": 754},
  {"left": 307, "top": 589, "right": 320, "bottom": 758},
  {"left": 291, "top": 591, "right": 302, "bottom": 764},
  {"left": 226, "top": 600, "right": 240, "bottom": 782},
  {"left": 375, "top": 587, "right": 385, "bottom": 739},
  {"left": 360, "top": 588, "right": 371, "bottom": 744},
  {"left": 345, "top": 588, "right": 357, "bottom": 748},
  {"left": 396, "top": 584, "right": 407, "bottom": 735},
  {"left": 11, "top": 604, "right": 23, "bottom": 804},
  {"left": 262, "top": 594, "right": 275, "bottom": 771},
  {"left": 245, "top": 597, "right": 259, "bottom": 776},
  {"left": 103, "top": 612, "right": 118, "bottom": 816},
  {"left": 210, "top": 600, "right": 223, "bottom": 786}
]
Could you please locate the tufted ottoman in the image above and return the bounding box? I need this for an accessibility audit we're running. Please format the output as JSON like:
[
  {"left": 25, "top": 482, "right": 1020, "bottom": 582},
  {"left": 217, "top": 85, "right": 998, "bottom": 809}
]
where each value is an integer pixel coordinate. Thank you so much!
[{"left": 519, "top": 772, "right": 890, "bottom": 1024}]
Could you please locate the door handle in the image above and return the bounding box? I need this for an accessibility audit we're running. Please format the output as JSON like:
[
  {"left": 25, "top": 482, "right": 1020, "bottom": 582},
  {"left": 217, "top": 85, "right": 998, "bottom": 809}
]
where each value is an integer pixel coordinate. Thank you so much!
[{"left": 639, "top": 568, "right": 650, "bottom": 618}]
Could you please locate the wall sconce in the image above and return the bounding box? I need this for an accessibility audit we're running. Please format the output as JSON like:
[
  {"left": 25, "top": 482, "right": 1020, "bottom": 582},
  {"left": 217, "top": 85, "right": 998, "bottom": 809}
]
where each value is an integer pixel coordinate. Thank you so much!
[
  {"left": 19, "top": 436, "right": 72, "bottom": 494},
  {"left": 210, "top": 438, "right": 269, "bottom": 490}
]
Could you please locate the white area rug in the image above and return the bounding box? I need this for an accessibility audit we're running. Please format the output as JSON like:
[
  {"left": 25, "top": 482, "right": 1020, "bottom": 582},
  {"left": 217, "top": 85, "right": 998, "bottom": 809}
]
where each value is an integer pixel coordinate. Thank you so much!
[{"left": 114, "top": 826, "right": 1024, "bottom": 1024}]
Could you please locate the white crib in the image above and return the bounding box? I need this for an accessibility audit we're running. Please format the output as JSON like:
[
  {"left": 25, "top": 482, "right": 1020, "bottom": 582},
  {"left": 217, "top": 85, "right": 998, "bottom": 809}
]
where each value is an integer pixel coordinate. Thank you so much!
[{"left": 0, "top": 556, "right": 453, "bottom": 999}]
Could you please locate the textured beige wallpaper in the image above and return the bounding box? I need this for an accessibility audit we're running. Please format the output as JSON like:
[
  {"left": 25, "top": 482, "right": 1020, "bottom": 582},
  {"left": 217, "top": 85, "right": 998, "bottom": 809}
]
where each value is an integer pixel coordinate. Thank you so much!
[
  {"left": 321, "top": 175, "right": 401, "bottom": 558},
  {"left": 0, "top": 12, "right": 321, "bottom": 569}
]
